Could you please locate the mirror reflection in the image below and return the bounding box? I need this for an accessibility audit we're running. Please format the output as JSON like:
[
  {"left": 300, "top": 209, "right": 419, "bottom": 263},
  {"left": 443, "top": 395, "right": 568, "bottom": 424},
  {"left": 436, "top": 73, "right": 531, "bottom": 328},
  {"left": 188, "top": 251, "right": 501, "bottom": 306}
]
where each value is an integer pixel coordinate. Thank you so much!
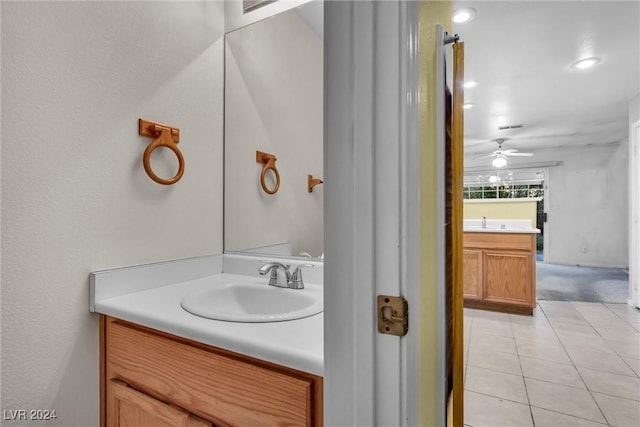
[{"left": 224, "top": 2, "right": 324, "bottom": 259}]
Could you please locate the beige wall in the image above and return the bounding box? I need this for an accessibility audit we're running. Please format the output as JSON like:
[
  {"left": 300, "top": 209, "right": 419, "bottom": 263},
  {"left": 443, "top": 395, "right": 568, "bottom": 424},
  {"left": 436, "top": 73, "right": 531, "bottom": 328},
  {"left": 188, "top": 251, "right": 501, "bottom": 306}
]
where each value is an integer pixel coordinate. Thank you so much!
[
  {"left": 224, "top": 9, "right": 323, "bottom": 257},
  {"left": 419, "top": 1, "right": 451, "bottom": 426},
  {"left": 1, "top": 2, "right": 224, "bottom": 425},
  {"left": 464, "top": 199, "right": 538, "bottom": 227}
]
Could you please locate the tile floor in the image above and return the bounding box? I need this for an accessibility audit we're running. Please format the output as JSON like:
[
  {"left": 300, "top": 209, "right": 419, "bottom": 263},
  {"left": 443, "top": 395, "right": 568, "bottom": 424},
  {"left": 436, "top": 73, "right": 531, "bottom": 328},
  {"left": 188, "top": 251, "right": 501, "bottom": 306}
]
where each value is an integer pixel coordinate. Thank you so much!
[{"left": 463, "top": 301, "right": 640, "bottom": 427}]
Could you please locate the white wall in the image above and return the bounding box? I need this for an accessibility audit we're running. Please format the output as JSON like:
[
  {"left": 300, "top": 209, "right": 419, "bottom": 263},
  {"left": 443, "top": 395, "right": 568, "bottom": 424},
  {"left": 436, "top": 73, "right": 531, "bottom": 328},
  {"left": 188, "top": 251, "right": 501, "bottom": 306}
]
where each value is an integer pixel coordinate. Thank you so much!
[
  {"left": 1, "top": 2, "right": 224, "bottom": 426},
  {"left": 631, "top": 93, "right": 640, "bottom": 125},
  {"left": 546, "top": 144, "right": 628, "bottom": 268},
  {"left": 224, "top": 9, "right": 323, "bottom": 257},
  {"left": 466, "top": 143, "right": 629, "bottom": 268}
]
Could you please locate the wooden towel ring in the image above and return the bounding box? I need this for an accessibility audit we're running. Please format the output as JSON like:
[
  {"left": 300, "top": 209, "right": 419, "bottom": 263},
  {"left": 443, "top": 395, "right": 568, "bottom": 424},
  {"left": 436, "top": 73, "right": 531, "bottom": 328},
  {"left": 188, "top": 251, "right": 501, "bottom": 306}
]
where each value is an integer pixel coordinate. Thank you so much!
[
  {"left": 139, "top": 119, "right": 185, "bottom": 185},
  {"left": 256, "top": 151, "right": 280, "bottom": 195}
]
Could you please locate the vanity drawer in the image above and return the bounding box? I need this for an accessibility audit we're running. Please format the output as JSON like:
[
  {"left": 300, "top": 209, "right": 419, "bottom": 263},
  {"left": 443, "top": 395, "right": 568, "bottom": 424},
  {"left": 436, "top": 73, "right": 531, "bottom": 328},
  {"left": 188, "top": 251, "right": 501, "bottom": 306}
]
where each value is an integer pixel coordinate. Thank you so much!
[
  {"left": 463, "top": 232, "right": 534, "bottom": 251},
  {"left": 103, "top": 317, "right": 322, "bottom": 427}
]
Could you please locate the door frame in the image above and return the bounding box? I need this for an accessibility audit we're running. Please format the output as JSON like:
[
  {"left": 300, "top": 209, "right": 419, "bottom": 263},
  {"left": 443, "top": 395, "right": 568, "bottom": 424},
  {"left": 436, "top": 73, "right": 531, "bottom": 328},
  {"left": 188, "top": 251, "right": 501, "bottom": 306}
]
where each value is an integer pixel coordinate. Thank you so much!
[
  {"left": 630, "top": 120, "right": 640, "bottom": 308},
  {"left": 542, "top": 168, "right": 550, "bottom": 264},
  {"left": 323, "top": 1, "right": 429, "bottom": 425}
]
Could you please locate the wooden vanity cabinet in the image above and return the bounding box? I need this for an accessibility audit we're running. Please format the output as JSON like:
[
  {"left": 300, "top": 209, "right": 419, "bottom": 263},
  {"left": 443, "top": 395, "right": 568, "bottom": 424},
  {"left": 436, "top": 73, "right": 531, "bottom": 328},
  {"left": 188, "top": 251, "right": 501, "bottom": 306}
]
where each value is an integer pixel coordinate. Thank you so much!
[
  {"left": 462, "top": 232, "right": 537, "bottom": 315},
  {"left": 100, "top": 316, "right": 323, "bottom": 427},
  {"left": 107, "top": 378, "right": 211, "bottom": 427}
]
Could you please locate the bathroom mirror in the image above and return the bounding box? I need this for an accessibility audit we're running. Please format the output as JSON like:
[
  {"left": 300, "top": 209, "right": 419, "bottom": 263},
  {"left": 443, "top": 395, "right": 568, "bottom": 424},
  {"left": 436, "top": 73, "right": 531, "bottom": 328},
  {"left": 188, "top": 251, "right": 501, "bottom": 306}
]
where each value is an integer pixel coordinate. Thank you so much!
[{"left": 224, "top": 1, "right": 324, "bottom": 259}]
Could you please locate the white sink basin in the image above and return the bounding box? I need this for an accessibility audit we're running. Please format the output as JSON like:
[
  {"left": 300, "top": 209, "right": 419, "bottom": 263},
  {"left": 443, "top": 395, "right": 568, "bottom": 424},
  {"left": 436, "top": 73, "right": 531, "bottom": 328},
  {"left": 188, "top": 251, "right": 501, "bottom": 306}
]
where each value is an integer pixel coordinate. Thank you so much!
[{"left": 180, "top": 281, "right": 323, "bottom": 323}]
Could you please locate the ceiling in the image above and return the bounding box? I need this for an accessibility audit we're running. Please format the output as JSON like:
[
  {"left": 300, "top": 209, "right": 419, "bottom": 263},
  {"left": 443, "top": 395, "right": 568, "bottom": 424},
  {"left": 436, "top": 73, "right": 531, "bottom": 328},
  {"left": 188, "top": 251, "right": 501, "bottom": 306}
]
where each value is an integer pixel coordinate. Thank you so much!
[{"left": 452, "top": 1, "right": 640, "bottom": 158}]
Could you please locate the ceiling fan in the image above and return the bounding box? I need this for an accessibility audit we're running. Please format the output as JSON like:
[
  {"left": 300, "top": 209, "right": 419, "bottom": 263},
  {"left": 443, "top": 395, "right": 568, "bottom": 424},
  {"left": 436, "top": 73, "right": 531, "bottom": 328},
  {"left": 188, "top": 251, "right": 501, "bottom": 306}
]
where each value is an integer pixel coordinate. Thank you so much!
[{"left": 475, "top": 138, "right": 533, "bottom": 168}]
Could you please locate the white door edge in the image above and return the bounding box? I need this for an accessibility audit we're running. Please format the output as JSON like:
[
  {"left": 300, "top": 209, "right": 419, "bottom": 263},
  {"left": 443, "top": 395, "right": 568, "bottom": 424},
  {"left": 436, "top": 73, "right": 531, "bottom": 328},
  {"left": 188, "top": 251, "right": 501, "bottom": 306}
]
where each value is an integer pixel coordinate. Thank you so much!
[{"left": 324, "top": 1, "right": 428, "bottom": 425}]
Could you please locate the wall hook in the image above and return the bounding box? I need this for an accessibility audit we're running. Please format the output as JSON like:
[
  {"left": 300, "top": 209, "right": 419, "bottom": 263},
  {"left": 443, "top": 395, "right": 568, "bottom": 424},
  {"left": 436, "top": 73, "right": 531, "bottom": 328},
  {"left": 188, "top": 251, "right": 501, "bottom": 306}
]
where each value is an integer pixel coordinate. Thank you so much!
[
  {"left": 308, "top": 174, "right": 323, "bottom": 192},
  {"left": 138, "top": 119, "right": 185, "bottom": 185},
  {"left": 256, "top": 150, "right": 280, "bottom": 195}
]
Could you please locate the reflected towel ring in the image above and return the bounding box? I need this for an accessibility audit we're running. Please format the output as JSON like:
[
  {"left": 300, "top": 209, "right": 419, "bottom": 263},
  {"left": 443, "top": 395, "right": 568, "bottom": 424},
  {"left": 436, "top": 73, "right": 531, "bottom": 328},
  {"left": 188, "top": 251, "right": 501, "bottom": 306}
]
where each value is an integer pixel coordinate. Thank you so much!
[
  {"left": 139, "top": 119, "right": 185, "bottom": 185},
  {"left": 256, "top": 150, "right": 280, "bottom": 195}
]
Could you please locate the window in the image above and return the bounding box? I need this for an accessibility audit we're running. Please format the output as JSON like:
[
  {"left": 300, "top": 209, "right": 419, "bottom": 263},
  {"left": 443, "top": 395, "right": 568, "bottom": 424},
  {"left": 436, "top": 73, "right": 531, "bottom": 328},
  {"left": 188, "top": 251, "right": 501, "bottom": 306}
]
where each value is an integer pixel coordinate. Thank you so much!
[{"left": 463, "top": 170, "right": 544, "bottom": 200}]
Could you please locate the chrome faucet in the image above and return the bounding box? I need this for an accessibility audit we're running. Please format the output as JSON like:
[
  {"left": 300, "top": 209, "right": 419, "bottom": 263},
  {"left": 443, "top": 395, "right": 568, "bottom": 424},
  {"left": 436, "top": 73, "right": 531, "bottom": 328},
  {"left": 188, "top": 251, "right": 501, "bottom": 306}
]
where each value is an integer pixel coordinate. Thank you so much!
[
  {"left": 259, "top": 262, "right": 291, "bottom": 287},
  {"left": 258, "top": 262, "right": 313, "bottom": 289}
]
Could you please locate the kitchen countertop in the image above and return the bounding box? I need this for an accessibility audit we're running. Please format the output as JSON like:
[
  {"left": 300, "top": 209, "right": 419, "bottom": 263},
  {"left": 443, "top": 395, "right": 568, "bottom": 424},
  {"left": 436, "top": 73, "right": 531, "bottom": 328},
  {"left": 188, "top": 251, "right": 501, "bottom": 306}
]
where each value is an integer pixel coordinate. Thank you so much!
[
  {"left": 92, "top": 256, "right": 324, "bottom": 376},
  {"left": 463, "top": 219, "right": 540, "bottom": 234},
  {"left": 464, "top": 227, "right": 540, "bottom": 234}
]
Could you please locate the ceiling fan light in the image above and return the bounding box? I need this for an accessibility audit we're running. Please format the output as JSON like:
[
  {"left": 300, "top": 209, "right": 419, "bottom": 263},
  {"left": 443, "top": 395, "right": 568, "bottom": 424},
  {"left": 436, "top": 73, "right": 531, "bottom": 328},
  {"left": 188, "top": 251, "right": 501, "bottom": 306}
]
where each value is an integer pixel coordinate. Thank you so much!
[{"left": 492, "top": 156, "right": 507, "bottom": 168}]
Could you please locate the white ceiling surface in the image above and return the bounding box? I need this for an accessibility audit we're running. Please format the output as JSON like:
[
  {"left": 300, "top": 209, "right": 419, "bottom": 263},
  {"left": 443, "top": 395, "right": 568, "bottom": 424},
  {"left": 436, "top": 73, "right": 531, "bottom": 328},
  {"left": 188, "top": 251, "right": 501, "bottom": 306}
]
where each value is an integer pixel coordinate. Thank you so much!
[{"left": 453, "top": 1, "right": 640, "bottom": 157}]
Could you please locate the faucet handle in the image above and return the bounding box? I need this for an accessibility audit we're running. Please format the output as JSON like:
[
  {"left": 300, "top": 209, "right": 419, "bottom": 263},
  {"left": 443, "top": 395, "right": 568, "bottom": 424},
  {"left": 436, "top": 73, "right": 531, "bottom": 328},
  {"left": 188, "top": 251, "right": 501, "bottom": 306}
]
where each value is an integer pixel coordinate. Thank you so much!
[{"left": 291, "top": 263, "right": 314, "bottom": 289}]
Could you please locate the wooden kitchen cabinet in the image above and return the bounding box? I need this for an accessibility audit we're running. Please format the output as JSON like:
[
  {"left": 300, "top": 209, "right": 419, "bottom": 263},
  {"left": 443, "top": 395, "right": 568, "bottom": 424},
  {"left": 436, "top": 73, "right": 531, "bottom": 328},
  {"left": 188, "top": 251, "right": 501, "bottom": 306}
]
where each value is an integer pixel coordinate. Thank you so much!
[
  {"left": 462, "top": 249, "right": 483, "bottom": 301},
  {"left": 100, "top": 316, "right": 323, "bottom": 427},
  {"left": 462, "top": 232, "right": 537, "bottom": 315}
]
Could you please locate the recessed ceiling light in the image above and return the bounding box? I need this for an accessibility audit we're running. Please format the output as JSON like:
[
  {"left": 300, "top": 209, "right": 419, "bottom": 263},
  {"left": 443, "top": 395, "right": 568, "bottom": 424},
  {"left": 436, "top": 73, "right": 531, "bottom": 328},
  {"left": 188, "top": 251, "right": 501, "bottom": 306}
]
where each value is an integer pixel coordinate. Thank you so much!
[
  {"left": 463, "top": 102, "right": 474, "bottom": 109},
  {"left": 571, "top": 57, "right": 601, "bottom": 70},
  {"left": 453, "top": 8, "right": 477, "bottom": 24},
  {"left": 463, "top": 80, "right": 479, "bottom": 88}
]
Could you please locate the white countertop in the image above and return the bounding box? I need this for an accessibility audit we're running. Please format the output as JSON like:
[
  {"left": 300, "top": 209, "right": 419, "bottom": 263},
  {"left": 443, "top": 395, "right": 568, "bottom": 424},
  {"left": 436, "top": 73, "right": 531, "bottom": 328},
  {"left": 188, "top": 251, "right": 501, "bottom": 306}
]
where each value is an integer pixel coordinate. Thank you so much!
[
  {"left": 463, "top": 219, "right": 540, "bottom": 234},
  {"left": 91, "top": 256, "right": 324, "bottom": 376},
  {"left": 464, "top": 226, "right": 540, "bottom": 234}
]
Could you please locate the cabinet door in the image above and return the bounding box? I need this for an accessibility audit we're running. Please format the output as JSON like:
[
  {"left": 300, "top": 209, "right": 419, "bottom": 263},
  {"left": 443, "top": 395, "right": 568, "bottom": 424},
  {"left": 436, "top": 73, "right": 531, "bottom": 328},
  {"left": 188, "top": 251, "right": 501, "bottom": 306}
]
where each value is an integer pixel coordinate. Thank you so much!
[
  {"left": 463, "top": 249, "right": 483, "bottom": 300},
  {"left": 107, "top": 379, "right": 212, "bottom": 427},
  {"left": 104, "top": 317, "right": 322, "bottom": 427},
  {"left": 483, "top": 250, "right": 532, "bottom": 307}
]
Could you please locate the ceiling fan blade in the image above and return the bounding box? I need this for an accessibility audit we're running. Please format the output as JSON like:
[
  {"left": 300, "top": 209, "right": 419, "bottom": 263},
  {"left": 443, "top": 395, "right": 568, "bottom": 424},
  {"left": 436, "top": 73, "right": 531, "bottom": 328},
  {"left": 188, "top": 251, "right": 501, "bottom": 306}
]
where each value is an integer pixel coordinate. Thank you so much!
[
  {"left": 473, "top": 153, "right": 498, "bottom": 159},
  {"left": 502, "top": 149, "right": 519, "bottom": 154},
  {"left": 506, "top": 152, "right": 533, "bottom": 157},
  {"left": 506, "top": 132, "right": 577, "bottom": 141}
]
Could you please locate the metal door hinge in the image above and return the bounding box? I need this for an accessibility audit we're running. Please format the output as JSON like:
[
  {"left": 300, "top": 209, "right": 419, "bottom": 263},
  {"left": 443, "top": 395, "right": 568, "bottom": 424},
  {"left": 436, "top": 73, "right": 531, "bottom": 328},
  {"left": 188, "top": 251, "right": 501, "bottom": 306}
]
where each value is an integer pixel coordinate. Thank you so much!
[{"left": 377, "top": 295, "right": 408, "bottom": 336}]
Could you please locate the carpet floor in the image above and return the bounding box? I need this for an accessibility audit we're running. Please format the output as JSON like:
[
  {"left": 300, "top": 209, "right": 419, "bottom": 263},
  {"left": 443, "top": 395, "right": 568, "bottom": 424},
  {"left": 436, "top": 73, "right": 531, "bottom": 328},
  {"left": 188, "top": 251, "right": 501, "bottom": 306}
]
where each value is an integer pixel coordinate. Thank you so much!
[{"left": 536, "top": 262, "right": 629, "bottom": 303}]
